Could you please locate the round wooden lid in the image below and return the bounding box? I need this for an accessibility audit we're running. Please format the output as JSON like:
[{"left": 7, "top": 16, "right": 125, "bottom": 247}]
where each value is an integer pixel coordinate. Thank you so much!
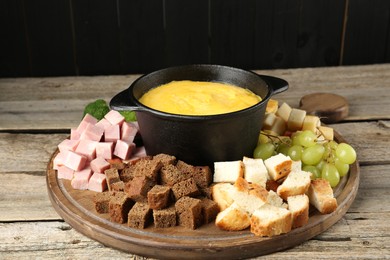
[{"left": 299, "top": 93, "right": 349, "bottom": 124}]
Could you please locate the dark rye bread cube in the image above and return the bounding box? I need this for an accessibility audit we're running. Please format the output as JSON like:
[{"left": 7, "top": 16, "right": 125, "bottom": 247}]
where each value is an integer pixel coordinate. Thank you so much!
[
  {"left": 171, "top": 178, "right": 200, "bottom": 200},
  {"left": 93, "top": 191, "right": 113, "bottom": 213},
  {"left": 109, "top": 192, "right": 134, "bottom": 224},
  {"left": 125, "top": 176, "right": 155, "bottom": 202},
  {"left": 192, "top": 166, "right": 212, "bottom": 188},
  {"left": 132, "top": 158, "right": 163, "bottom": 182},
  {"left": 153, "top": 153, "right": 177, "bottom": 166},
  {"left": 176, "top": 161, "right": 212, "bottom": 188},
  {"left": 104, "top": 168, "right": 121, "bottom": 191},
  {"left": 153, "top": 206, "right": 177, "bottom": 228},
  {"left": 110, "top": 181, "right": 125, "bottom": 191},
  {"left": 175, "top": 196, "right": 203, "bottom": 230},
  {"left": 128, "top": 202, "right": 152, "bottom": 229},
  {"left": 119, "top": 165, "right": 135, "bottom": 183},
  {"left": 160, "top": 164, "right": 189, "bottom": 186},
  {"left": 147, "top": 185, "right": 171, "bottom": 210},
  {"left": 200, "top": 197, "right": 220, "bottom": 224}
]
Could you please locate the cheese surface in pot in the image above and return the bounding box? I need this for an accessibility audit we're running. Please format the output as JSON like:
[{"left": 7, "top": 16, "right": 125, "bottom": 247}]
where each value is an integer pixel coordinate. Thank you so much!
[{"left": 139, "top": 80, "right": 262, "bottom": 116}]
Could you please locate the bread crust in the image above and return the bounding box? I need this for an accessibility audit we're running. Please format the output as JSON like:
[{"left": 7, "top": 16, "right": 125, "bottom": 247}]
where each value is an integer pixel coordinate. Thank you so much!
[
  {"left": 307, "top": 179, "right": 338, "bottom": 214},
  {"left": 215, "top": 204, "right": 250, "bottom": 231},
  {"left": 250, "top": 204, "right": 292, "bottom": 237}
]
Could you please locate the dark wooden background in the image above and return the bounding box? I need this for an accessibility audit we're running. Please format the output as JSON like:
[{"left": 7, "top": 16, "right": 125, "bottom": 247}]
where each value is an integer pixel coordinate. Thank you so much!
[{"left": 1, "top": 0, "right": 390, "bottom": 77}]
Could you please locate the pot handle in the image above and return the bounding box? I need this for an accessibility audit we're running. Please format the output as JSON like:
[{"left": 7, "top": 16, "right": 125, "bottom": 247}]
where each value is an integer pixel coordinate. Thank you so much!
[
  {"left": 259, "top": 75, "right": 289, "bottom": 96},
  {"left": 109, "top": 89, "right": 147, "bottom": 112}
]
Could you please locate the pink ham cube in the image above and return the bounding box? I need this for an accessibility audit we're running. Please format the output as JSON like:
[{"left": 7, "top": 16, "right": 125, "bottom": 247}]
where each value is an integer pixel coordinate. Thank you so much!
[
  {"left": 113, "top": 140, "right": 135, "bottom": 160},
  {"left": 104, "top": 124, "right": 120, "bottom": 142},
  {"left": 95, "top": 118, "right": 112, "bottom": 131},
  {"left": 71, "top": 167, "right": 92, "bottom": 190},
  {"left": 58, "top": 139, "right": 80, "bottom": 153},
  {"left": 64, "top": 150, "right": 87, "bottom": 171},
  {"left": 57, "top": 165, "right": 74, "bottom": 180},
  {"left": 90, "top": 156, "right": 110, "bottom": 173},
  {"left": 96, "top": 142, "right": 114, "bottom": 159},
  {"left": 53, "top": 151, "right": 68, "bottom": 170},
  {"left": 70, "top": 128, "right": 81, "bottom": 140},
  {"left": 75, "top": 139, "right": 98, "bottom": 161},
  {"left": 80, "top": 123, "right": 104, "bottom": 141},
  {"left": 77, "top": 114, "right": 98, "bottom": 133},
  {"left": 121, "top": 122, "right": 138, "bottom": 142},
  {"left": 104, "top": 110, "right": 125, "bottom": 126},
  {"left": 88, "top": 172, "right": 107, "bottom": 192},
  {"left": 132, "top": 146, "right": 147, "bottom": 158}
]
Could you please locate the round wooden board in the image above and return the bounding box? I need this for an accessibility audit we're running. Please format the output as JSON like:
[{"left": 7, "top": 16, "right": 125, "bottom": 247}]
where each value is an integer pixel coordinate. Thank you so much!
[{"left": 46, "top": 131, "right": 359, "bottom": 259}]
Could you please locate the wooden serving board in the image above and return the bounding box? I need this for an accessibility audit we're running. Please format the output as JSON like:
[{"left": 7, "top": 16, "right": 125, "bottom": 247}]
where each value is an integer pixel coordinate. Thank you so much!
[{"left": 46, "top": 131, "right": 360, "bottom": 259}]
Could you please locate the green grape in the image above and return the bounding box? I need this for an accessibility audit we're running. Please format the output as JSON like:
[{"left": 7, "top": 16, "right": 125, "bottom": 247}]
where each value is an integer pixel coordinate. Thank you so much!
[
  {"left": 321, "top": 163, "right": 340, "bottom": 187},
  {"left": 335, "top": 157, "right": 349, "bottom": 177},
  {"left": 335, "top": 143, "right": 357, "bottom": 164},
  {"left": 253, "top": 142, "right": 275, "bottom": 160},
  {"left": 288, "top": 145, "right": 303, "bottom": 161},
  {"left": 301, "top": 144, "right": 325, "bottom": 165},
  {"left": 298, "top": 130, "right": 317, "bottom": 148},
  {"left": 328, "top": 140, "right": 339, "bottom": 151},
  {"left": 302, "top": 165, "right": 321, "bottom": 179},
  {"left": 316, "top": 160, "right": 326, "bottom": 171},
  {"left": 291, "top": 131, "right": 302, "bottom": 146},
  {"left": 258, "top": 132, "right": 270, "bottom": 144},
  {"left": 277, "top": 143, "right": 290, "bottom": 156}
]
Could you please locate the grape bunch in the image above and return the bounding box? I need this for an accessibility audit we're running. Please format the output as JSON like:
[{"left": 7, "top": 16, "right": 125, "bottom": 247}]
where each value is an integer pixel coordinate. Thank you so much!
[{"left": 253, "top": 130, "right": 357, "bottom": 187}]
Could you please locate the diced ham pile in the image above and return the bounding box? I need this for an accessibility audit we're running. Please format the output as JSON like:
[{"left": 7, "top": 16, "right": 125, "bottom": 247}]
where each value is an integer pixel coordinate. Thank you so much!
[{"left": 54, "top": 110, "right": 146, "bottom": 192}]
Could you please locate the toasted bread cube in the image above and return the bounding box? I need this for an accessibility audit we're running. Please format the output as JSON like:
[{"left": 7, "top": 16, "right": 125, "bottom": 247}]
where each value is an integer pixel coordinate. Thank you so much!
[
  {"left": 307, "top": 179, "right": 338, "bottom": 214},
  {"left": 215, "top": 203, "right": 251, "bottom": 231},
  {"left": 266, "top": 99, "right": 279, "bottom": 113},
  {"left": 264, "top": 154, "right": 292, "bottom": 181},
  {"left": 276, "top": 170, "right": 311, "bottom": 200}
]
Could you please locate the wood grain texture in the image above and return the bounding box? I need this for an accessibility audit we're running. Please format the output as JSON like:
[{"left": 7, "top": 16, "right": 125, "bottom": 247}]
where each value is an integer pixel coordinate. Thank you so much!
[{"left": 1, "top": 64, "right": 390, "bottom": 131}]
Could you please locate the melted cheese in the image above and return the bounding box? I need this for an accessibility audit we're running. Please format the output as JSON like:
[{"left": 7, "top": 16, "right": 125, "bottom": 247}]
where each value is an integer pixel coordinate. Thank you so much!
[{"left": 139, "top": 80, "right": 261, "bottom": 116}]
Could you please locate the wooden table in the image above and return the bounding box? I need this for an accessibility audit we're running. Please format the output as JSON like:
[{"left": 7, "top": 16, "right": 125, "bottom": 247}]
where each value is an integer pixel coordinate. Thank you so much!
[{"left": 1, "top": 64, "right": 389, "bottom": 259}]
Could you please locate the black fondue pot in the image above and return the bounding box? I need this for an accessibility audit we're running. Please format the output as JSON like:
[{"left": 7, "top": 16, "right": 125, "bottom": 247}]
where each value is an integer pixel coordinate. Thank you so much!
[{"left": 110, "top": 64, "right": 288, "bottom": 166}]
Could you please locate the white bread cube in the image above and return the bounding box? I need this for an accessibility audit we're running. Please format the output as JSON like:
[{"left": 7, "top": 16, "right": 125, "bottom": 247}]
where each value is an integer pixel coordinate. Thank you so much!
[
  {"left": 242, "top": 156, "right": 268, "bottom": 188},
  {"left": 211, "top": 183, "right": 235, "bottom": 211},
  {"left": 250, "top": 204, "right": 292, "bottom": 237},
  {"left": 287, "top": 194, "right": 310, "bottom": 228},
  {"left": 276, "top": 170, "right": 311, "bottom": 200},
  {"left": 231, "top": 178, "right": 267, "bottom": 214},
  {"left": 215, "top": 203, "right": 251, "bottom": 231},
  {"left": 213, "top": 160, "right": 244, "bottom": 183},
  {"left": 307, "top": 179, "right": 338, "bottom": 214},
  {"left": 264, "top": 153, "right": 293, "bottom": 181},
  {"left": 267, "top": 190, "right": 287, "bottom": 209}
]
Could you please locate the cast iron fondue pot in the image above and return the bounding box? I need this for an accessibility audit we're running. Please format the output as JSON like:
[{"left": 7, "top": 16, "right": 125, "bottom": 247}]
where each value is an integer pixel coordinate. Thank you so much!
[{"left": 110, "top": 64, "right": 288, "bottom": 166}]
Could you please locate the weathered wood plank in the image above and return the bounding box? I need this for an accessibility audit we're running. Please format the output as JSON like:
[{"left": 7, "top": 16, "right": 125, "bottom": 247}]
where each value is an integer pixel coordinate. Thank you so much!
[{"left": 1, "top": 64, "right": 389, "bottom": 131}]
